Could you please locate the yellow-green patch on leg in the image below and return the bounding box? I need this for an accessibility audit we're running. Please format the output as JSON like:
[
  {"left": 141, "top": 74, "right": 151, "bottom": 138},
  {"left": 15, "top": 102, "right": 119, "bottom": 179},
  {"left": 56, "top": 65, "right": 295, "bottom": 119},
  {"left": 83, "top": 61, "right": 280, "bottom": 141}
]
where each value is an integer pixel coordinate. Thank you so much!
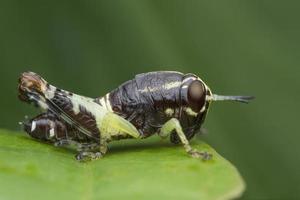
[
  {"left": 158, "top": 118, "right": 212, "bottom": 160},
  {"left": 97, "top": 112, "right": 141, "bottom": 141}
]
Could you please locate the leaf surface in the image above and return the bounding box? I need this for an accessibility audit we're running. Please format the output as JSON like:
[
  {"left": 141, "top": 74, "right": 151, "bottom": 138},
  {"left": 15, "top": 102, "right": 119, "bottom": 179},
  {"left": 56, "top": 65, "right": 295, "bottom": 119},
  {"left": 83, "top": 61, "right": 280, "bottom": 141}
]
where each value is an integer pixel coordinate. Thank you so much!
[{"left": 0, "top": 129, "right": 245, "bottom": 200}]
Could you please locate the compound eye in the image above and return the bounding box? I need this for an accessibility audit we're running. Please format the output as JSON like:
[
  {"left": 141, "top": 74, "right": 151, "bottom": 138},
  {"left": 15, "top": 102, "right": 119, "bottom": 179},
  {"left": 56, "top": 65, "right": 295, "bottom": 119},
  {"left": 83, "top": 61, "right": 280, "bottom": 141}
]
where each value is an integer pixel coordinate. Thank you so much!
[{"left": 187, "top": 80, "right": 206, "bottom": 112}]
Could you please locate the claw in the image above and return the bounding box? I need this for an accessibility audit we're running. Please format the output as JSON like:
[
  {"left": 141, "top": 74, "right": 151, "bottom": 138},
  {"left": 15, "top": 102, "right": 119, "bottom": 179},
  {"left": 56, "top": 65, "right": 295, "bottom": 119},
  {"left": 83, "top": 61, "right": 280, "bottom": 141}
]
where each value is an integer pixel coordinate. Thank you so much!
[
  {"left": 75, "top": 152, "right": 102, "bottom": 162},
  {"left": 188, "top": 150, "right": 212, "bottom": 161}
]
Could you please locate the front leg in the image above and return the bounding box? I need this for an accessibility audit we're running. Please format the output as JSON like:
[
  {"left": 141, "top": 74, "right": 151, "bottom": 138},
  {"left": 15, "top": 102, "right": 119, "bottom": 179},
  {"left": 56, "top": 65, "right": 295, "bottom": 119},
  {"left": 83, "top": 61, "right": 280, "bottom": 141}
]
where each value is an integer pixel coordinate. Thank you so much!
[{"left": 158, "top": 118, "right": 212, "bottom": 161}]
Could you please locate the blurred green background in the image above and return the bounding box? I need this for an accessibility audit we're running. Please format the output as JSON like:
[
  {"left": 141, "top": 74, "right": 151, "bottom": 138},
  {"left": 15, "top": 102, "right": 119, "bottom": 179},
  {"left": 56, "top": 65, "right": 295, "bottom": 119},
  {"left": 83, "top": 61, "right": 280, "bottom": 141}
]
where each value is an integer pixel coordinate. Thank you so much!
[{"left": 0, "top": 0, "right": 299, "bottom": 199}]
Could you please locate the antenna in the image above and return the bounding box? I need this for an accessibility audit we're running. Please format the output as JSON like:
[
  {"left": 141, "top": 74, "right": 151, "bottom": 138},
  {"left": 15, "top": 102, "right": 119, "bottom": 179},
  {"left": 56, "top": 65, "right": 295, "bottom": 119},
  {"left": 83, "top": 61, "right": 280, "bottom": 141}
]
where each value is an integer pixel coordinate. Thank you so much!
[{"left": 212, "top": 94, "right": 255, "bottom": 104}]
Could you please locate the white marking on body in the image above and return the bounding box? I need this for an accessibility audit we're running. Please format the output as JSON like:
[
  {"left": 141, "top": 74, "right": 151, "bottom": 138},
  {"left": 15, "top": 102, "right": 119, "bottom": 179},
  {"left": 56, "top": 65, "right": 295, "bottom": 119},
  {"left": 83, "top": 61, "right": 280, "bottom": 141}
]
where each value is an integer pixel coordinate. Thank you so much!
[
  {"left": 76, "top": 94, "right": 108, "bottom": 120},
  {"left": 97, "top": 95, "right": 112, "bottom": 112},
  {"left": 99, "top": 97, "right": 106, "bottom": 107},
  {"left": 49, "top": 128, "right": 55, "bottom": 138},
  {"left": 138, "top": 81, "right": 181, "bottom": 93},
  {"left": 31, "top": 121, "right": 36, "bottom": 131},
  {"left": 44, "top": 85, "right": 56, "bottom": 99},
  {"left": 45, "top": 87, "right": 108, "bottom": 138},
  {"left": 104, "top": 94, "right": 113, "bottom": 112},
  {"left": 206, "top": 95, "right": 213, "bottom": 101},
  {"left": 165, "top": 108, "right": 174, "bottom": 117},
  {"left": 182, "top": 77, "right": 196, "bottom": 83},
  {"left": 27, "top": 91, "right": 49, "bottom": 111},
  {"left": 71, "top": 94, "right": 98, "bottom": 115},
  {"left": 200, "top": 105, "right": 206, "bottom": 113},
  {"left": 184, "top": 107, "right": 198, "bottom": 117},
  {"left": 164, "top": 81, "right": 181, "bottom": 90},
  {"left": 37, "top": 99, "right": 49, "bottom": 110}
]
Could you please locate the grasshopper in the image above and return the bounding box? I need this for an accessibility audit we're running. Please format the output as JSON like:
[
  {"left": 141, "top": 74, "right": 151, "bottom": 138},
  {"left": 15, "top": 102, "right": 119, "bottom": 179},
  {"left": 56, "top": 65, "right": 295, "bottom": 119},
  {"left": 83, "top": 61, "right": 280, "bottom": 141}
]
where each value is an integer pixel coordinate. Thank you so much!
[{"left": 18, "top": 71, "right": 253, "bottom": 161}]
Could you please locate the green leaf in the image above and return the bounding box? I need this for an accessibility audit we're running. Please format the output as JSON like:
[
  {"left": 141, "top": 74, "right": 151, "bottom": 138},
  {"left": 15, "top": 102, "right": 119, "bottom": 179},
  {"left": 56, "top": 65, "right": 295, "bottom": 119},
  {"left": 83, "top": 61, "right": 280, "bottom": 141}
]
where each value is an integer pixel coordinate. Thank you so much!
[{"left": 0, "top": 129, "right": 245, "bottom": 200}]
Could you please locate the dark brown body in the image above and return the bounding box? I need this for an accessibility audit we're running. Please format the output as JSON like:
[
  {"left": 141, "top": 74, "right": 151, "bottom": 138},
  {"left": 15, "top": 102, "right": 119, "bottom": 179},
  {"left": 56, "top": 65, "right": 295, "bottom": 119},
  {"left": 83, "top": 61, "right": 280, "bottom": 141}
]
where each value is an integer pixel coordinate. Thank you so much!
[{"left": 96, "top": 71, "right": 211, "bottom": 143}]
